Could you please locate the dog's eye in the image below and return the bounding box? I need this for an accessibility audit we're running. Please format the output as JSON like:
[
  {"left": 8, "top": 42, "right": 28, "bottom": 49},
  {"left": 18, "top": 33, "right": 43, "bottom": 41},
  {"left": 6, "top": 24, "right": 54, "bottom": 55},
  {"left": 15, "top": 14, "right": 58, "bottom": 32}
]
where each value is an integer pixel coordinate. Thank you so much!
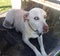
[{"left": 34, "top": 17, "right": 39, "bottom": 20}]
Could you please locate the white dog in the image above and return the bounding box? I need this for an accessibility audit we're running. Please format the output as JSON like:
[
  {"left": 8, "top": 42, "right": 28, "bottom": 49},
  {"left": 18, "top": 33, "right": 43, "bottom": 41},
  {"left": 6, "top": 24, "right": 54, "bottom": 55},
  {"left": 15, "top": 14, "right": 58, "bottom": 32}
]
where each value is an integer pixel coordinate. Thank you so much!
[{"left": 3, "top": 8, "right": 49, "bottom": 56}]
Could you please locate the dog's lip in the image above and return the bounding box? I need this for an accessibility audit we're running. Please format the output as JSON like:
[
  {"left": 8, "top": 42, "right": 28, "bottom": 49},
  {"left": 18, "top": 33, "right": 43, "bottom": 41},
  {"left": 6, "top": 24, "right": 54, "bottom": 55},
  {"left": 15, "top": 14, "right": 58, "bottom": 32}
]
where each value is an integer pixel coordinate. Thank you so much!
[
  {"left": 35, "top": 30, "right": 43, "bottom": 35},
  {"left": 43, "top": 29, "right": 49, "bottom": 33},
  {"left": 43, "top": 25, "right": 49, "bottom": 33}
]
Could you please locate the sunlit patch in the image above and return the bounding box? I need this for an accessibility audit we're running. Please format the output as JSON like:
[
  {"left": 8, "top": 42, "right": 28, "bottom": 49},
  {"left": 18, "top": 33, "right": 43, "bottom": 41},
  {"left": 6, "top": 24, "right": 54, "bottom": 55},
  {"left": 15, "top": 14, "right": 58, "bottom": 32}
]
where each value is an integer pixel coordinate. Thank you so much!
[
  {"left": 58, "top": 0, "right": 60, "bottom": 1},
  {"left": 54, "top": 50, "right": 60, "bottom": 56},
  {"left": 11, "top": 0, "right": 21, "bottom": 9}
]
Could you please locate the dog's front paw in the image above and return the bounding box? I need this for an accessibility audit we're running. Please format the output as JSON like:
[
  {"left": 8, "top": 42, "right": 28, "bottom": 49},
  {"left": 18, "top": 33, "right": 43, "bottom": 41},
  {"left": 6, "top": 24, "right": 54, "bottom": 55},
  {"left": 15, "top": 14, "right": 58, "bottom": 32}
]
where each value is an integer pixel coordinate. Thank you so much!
[
  {"left": 36, "top": 54, "right": 42, "bottom": 56},
  {"left": 36, "top": 53, "right": 42, "bottom": 56},
  {"left": 42, "top": 53, "right": 47, "bottom": 56},
  {"left": 41, "top": 52, "right": 48, "bottom": 56}
]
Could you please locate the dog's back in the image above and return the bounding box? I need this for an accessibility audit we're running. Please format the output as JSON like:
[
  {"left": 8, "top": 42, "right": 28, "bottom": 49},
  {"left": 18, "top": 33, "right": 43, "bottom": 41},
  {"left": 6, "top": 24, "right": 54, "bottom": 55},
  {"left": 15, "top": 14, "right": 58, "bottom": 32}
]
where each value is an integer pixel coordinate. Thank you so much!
[{"left": 3, "top": 9, "right": 28, "bottom": 32}]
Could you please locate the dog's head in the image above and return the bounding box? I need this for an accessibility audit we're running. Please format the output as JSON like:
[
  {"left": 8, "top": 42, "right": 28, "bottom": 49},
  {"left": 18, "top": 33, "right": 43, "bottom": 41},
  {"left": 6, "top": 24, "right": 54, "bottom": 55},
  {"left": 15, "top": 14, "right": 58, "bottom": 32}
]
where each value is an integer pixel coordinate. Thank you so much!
[{"left": 24, "top": 8, "right": 49, "bottom": 34}]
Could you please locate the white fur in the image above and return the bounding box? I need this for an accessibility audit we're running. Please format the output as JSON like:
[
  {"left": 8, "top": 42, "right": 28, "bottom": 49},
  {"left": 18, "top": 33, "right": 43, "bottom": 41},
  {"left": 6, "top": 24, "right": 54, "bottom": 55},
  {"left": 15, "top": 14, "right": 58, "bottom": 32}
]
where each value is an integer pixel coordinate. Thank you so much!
[{"left": 3, "top": 8, "right": 48, "bottom": 56}]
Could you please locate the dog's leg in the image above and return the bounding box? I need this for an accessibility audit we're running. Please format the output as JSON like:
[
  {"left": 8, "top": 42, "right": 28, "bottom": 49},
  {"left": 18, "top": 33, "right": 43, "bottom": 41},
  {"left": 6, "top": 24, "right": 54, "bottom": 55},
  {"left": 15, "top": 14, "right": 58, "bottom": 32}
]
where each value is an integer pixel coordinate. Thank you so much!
[
  {"left": 22, "top": 37, "right": 42, "bottom": 56},
  {"left": 38, "top": 35, "right": 47, "bottom": 56}
]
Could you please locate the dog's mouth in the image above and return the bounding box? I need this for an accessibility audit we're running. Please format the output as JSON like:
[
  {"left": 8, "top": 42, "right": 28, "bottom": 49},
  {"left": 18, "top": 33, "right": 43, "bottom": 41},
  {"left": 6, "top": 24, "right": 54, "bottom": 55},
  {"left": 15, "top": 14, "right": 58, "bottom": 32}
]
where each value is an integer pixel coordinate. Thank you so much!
[
  {"left": 36, "top": 27, "right": 49, "bottom": 36},
  {"left": 36, "top": 25, "right": 49, "bottom": 35},
  {"left": 27, "top": 19, "right": 49, "bottom": 36}
]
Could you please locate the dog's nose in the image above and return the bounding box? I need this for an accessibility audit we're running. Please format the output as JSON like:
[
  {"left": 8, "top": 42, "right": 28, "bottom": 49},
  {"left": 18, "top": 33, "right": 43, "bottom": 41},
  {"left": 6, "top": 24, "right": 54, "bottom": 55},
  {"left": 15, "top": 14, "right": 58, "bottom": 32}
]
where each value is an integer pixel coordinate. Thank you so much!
[{"left": 43, "top": 25, "right": 49, "bottom": 33}]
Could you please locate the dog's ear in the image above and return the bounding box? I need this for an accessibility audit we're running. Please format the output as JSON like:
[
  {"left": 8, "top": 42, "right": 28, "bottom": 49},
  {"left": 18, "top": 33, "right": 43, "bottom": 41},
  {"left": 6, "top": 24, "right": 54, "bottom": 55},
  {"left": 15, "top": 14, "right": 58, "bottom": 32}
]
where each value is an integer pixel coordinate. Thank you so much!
[{"left": 24, "top": 13, "right": 29, "bottom": 22}]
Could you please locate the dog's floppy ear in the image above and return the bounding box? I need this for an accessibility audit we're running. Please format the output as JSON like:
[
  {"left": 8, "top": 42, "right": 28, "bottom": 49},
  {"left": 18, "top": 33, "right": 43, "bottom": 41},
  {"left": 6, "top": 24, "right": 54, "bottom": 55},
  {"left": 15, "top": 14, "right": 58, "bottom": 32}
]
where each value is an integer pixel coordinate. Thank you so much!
[{"left": 24, "top": 13, "right": 29, "bottom": 22}]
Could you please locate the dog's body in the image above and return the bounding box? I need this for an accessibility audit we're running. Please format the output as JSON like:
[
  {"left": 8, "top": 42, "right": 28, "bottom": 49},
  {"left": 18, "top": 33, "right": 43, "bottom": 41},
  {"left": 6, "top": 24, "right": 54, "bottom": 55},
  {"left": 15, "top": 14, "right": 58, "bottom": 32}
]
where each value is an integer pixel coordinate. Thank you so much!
[{"left": 3, "top": 8, "right": 49, "bottom": 56}]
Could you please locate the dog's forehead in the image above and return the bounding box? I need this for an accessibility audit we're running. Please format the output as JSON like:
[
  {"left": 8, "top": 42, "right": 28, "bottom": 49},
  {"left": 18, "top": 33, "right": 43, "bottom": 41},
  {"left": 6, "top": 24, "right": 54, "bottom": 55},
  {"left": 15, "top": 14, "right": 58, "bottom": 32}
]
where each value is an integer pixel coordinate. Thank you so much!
[{"left": 29, "top": 8, "right": 46, "bottom": 16}]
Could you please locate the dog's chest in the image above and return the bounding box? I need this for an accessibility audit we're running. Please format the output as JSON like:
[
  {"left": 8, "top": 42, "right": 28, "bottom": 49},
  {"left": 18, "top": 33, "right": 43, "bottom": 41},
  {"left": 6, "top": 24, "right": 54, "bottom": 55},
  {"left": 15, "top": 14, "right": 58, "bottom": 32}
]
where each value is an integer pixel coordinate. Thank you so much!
[{"left": 24, "top": 21, "right": 39, "bottom": 38}]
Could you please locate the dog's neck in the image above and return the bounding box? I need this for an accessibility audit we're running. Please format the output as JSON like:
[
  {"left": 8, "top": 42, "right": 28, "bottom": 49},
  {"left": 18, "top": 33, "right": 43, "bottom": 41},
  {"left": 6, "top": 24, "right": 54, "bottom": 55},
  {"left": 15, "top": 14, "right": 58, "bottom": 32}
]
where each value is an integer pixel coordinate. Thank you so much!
[{"left": 24, "top": 21, "right": 40, "bottom": 38}]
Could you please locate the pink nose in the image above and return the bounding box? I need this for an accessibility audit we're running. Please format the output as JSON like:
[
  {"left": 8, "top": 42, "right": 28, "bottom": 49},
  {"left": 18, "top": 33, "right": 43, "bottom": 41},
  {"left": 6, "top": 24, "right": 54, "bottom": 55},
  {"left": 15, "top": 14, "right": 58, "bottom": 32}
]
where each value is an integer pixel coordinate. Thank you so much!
[{"left": 43, "top": 25, "right": 49, "bottom": 33}]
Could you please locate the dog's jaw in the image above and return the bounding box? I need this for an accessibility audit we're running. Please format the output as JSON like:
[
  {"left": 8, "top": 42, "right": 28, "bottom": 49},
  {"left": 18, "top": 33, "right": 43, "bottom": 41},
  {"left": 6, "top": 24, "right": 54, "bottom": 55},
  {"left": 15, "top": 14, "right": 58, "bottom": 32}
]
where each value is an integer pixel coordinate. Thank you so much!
[{"left": 24, "top": 20, "right": 39, "bottom": 38}]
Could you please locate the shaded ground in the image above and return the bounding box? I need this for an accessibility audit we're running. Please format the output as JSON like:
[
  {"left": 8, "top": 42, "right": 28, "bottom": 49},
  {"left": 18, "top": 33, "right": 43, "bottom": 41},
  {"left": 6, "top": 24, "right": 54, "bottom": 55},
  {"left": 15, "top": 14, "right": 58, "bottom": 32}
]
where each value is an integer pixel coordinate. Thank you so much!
[{"left": 0, "top": 17, "right": 60, "bottom": 56}]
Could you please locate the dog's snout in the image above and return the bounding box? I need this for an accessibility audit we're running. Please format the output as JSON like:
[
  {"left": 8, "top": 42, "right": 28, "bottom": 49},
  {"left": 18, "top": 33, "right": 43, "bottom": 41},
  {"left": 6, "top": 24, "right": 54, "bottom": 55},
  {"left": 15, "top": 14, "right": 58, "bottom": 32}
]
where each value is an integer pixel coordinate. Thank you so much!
[{"left": 43, "top": 25, "right": 49, "bottom": 33}]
